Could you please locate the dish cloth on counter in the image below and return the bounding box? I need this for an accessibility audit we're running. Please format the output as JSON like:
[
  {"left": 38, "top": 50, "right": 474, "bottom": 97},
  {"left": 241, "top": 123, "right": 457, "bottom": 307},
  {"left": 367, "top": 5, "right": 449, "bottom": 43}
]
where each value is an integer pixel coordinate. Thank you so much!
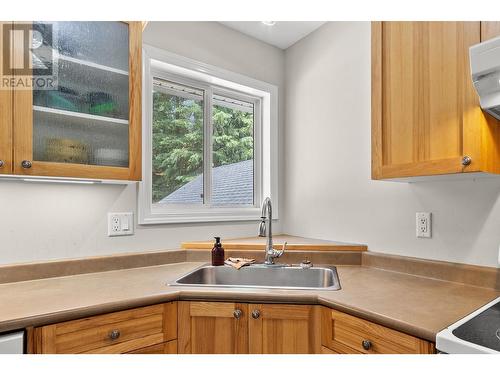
[{"left": 224, "top": 257, "right": 256, "bottom": 270}]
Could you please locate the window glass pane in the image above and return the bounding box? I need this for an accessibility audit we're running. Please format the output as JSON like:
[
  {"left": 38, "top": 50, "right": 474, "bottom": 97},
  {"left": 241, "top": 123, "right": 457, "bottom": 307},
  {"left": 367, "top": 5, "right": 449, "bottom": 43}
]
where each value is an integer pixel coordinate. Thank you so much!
[
  {"left": 212, "top": 94, "right": 254, "bottom": 206},
  {"left": 152, "top": 79, "right": 204, "bottom": 204}
]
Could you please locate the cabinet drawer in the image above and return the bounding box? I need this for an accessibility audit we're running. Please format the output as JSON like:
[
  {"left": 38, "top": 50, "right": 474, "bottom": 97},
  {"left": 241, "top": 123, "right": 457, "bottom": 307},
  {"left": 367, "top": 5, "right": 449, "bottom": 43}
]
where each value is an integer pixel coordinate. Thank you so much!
[
  {"left": 322, "top": 308, "right": 434, "bottom": 354},
  {"left": 34, "top": 302, "right": 177, "bottom": 354}
]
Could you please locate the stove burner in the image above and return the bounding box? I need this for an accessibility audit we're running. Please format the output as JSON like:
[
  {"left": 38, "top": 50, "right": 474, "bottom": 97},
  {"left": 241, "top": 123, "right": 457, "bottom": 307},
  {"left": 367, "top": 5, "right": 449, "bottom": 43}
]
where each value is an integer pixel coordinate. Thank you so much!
[{"left": 452, "top": 301, "right": 500, "bottom": 352}]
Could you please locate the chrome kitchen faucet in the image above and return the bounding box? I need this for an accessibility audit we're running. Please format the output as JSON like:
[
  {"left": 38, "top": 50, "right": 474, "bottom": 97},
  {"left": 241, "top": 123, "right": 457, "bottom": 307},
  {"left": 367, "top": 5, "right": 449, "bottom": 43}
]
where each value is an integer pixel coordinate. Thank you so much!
[{"left": 258, "top": 197, "right": 286, "bottom": 265}]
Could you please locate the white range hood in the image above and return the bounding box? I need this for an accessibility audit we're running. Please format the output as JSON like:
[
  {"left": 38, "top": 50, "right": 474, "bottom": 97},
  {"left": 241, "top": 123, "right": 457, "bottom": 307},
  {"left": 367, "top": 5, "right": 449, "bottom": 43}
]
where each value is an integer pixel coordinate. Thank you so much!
[{"left": 470, "top": 36, "right": 500, "bottom": 120}]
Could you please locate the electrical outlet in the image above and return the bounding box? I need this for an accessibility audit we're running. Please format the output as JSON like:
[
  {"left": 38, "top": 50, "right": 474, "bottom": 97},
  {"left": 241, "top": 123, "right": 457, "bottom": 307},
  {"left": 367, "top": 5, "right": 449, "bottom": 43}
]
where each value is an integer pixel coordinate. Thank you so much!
[
  {"left": 108, "top": 212, "right": 134, "bottom": 237},
  {"left": 416, "top": 212, "right": 431, "bottom": 238}
]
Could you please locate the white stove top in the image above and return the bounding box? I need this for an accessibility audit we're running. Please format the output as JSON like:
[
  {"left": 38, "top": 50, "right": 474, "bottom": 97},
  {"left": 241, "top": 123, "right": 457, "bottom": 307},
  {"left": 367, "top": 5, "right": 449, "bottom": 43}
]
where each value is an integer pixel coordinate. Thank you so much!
[{"left": 436, "top": 296, "right": 500, "bottom": 354}]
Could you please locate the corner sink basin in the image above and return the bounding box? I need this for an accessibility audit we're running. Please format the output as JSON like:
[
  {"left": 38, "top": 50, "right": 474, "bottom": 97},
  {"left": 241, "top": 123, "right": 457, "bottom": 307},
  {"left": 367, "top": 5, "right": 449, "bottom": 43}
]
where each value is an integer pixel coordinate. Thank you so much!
[{"left": 169, "top": 264, "right": 341, "bottom": 291}]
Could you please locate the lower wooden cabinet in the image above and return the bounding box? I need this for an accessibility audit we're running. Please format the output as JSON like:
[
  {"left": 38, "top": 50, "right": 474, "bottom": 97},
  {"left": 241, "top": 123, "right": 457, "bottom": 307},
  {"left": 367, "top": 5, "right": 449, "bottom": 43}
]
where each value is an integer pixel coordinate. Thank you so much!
[
  {"left": 32, "top": 302, "right": 177, "bottom": 354},
  {"left": 178, "top": 301, "right": 249, "bottom": 354},
  {"left": 178, "top": 301, "right": 320, "bottom": 354},
  {"left": 248, "top": 303, "right": 320, "bottom": 354},
  {"left": 29, "top": 300, "right": 435, "bottom": 354},
  {"left": 321, "top": 307, "right": 435, "bottom": 354}
]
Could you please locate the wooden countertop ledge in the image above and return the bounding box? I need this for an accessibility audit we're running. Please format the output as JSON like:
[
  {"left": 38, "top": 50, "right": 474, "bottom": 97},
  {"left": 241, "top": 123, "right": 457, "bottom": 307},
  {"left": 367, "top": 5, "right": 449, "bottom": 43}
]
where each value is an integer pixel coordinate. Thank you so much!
[{"left": 181, "top": 234, "right": 368, "bottom": 251}]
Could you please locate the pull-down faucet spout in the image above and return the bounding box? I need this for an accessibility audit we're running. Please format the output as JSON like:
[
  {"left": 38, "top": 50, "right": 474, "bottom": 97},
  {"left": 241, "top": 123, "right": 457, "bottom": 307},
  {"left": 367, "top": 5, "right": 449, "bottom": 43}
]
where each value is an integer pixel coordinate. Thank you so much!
[{"left": 258, "top": 197, "right": 285, "bottom": 265}]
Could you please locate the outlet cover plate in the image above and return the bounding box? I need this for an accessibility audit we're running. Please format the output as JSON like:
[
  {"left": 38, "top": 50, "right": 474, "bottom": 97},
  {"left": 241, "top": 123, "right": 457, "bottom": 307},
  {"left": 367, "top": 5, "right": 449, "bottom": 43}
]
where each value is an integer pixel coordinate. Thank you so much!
[
  {"left": 416, "top": 212, "right": 431, "bottom": 238},
  {"left": 108, "top": 212, "right": 134, "bottom": 237}
]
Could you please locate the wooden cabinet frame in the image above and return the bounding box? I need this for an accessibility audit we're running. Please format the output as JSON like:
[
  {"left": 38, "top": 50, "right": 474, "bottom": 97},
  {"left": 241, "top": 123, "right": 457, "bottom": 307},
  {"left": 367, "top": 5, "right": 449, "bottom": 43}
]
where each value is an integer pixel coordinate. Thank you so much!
[
  {"left": 248, "top": 303, "right": 321, "bottom": 354},
  {"left": 178, "top": 301, "right": 249, "bottom": 354},
  {"left": 10, "top": 21, "right": 142, "bottom": 180},
  {"left": 178, "top": 301, "right": 321, "bottom": 354},
  {"left": 371, "top": 21, "right": 500, "bottom": 180},
  {"left": 28, "top": 300, "right": 438, "bottom": 355},
  {"left": 31, "top": 302, "right": 176, "bottom": 354},
  {"left": 321, "top": 307, "right": 435, "bottom": 354},
  {"left": 0, "top": 22, "right": 13, "bottom": 174}
]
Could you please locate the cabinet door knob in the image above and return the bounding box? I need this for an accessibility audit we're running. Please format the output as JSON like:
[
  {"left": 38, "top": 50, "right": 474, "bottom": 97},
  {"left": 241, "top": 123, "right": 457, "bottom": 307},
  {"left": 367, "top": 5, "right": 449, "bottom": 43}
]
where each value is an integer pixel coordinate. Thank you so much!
[
  {"left": 461, "top": 156, "right": 472, "bottom": 166},
  {"left": 233, "top": 309, "right": 242, "bottom": 319},
  {"left": 109, "top": 329, "right": 121, "bottom": 340},
  {"left": 251, "top": 309, "right": 261, "bottom": 319},
  {"left": 362, "top": 339, "right": 372, "bottom": 350},
  {"left": 21, "top": 160, "right": 32, "bottom": 169},
  {"left": 0, "top": 160, "right": 4, "bottom": 168}
]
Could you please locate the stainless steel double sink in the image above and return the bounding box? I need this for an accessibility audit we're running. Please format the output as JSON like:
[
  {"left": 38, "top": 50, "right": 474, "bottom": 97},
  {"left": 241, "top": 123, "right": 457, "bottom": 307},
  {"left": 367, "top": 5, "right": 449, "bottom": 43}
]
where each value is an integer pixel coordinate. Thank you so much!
[{"left": 169, "top": 264, "right": 341, "bottom": 291}]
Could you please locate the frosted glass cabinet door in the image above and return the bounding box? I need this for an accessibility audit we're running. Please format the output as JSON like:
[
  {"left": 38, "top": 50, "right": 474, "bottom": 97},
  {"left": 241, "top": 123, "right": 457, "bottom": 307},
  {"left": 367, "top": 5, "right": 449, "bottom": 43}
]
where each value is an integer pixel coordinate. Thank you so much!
[{"left": 13, "top": 21, "right": 142, "bottom": 180}]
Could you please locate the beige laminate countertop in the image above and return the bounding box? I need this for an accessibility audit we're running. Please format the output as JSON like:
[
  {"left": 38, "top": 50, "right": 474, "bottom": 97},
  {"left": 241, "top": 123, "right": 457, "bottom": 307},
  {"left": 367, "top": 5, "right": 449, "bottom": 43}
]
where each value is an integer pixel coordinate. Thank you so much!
[
  {"left": 0, "top": 262, "right": 498, "bottom": 342},
  {"left": 182, "top": 234, "right": 367, "bottom": 251}
]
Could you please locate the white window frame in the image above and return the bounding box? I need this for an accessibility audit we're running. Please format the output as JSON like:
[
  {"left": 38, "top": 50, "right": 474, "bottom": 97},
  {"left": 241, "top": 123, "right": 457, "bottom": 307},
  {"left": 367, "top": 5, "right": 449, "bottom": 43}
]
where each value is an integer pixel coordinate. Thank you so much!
[{"left": 139, "top": 45, "right": 279, "bottom": 224}]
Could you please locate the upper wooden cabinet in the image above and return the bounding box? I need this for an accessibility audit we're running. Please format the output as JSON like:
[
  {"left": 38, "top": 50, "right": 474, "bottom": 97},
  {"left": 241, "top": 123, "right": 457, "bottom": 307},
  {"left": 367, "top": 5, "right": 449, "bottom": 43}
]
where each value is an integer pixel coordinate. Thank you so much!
[
  {"left": 481, "top": 22, "right": 500, "bottom": 41},
  {"left": 0, "top": 21, "right": 142, "bottom": 180},
  {"left": 0, "top": 22, "right": 13, "bottom": 175},
  {"left": 371, "top": 21, "right": 500, "bottom": 180}
]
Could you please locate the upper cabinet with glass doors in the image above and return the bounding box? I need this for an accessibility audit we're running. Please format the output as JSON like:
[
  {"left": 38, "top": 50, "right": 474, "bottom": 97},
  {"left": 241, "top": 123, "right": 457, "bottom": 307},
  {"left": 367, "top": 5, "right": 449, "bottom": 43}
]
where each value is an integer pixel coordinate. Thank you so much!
[{"left": 0, "top": 21, "right": 142, "bottom": 180}]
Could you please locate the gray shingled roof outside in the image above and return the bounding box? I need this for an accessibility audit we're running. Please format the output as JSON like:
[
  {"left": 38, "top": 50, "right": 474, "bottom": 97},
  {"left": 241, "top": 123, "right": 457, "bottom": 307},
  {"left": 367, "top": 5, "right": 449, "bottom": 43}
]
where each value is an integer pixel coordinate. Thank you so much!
[{"left": 159, "top": 159, "right": 253, "bottom": 205}]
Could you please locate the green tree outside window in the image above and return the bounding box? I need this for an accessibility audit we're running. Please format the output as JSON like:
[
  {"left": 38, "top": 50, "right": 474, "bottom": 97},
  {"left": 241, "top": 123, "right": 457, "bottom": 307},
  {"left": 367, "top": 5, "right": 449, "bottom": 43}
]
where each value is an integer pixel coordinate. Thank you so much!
[{"left": 152, "top": 91, "right": 254, "bottom": 203}]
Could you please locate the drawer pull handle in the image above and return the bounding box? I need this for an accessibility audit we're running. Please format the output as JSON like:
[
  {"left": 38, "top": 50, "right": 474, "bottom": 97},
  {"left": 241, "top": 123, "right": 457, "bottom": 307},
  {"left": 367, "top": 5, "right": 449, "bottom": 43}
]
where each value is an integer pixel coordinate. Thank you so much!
[
  {"left": 461, "top": 156, "right": 472, "bottom": 166},
  {"left": 362, "top": 340, "right": 372, "bottom": 350},
  {"left": 251, "top": 309, "right": 260, "bottom": 319},
  {"left": 233, "top": 309, "right": 243, "bottom": 319},
  {"left": 109, "top": 329, "right": 121, "bottom": 340},
  {"left": 0, "top": 160, "right": 4, "bottom": 168}
]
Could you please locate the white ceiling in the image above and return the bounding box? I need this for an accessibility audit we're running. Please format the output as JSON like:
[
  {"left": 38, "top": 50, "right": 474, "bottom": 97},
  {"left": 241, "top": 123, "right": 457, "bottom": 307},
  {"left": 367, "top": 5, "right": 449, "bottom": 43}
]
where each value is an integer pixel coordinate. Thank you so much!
[{"left": 219, "top": 21, "right": 326, "bottom": 49}]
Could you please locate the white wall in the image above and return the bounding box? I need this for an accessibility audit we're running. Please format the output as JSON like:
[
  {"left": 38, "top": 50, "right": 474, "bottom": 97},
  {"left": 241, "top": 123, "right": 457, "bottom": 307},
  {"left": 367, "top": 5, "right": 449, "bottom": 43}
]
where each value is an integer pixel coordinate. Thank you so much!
[
  {"left": 3, "top": 21, "right": 499, "bottom": 268},
  {"left": 0, "top": 22, "right": 285, "bottom": 265},
  {"left": 143, "top": 22, "right": 284, "bottom": 87},
  {"left": 283, "top": 21, "right": 500, "bottom": 267}
]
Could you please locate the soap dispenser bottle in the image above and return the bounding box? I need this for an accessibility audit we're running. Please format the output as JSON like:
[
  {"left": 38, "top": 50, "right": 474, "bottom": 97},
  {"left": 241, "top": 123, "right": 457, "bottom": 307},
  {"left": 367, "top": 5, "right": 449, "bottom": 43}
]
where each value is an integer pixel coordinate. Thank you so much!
[{"left": 211, "top": 237, "right": 225, "bottom": 266}]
